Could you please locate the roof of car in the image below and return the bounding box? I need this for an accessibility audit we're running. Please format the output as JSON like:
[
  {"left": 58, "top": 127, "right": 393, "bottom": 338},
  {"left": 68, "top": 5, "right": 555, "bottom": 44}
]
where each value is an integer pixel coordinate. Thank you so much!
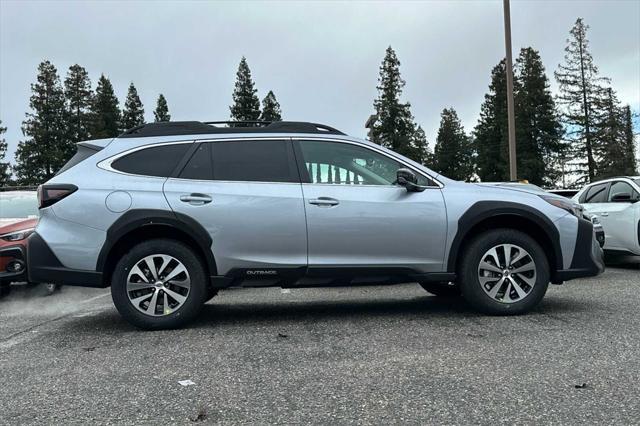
[
  {"left": 585, "top": 176, "right": 640, "bottom": 185},
  {"left": 117, "top": 121, "right": 345, "bottom": 139}
]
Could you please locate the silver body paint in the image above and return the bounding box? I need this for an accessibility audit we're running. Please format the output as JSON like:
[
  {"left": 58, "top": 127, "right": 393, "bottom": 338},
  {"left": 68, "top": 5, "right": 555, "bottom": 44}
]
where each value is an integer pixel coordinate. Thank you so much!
[{"left": 36, "top": 132, "right": 580, "bottom": 277}]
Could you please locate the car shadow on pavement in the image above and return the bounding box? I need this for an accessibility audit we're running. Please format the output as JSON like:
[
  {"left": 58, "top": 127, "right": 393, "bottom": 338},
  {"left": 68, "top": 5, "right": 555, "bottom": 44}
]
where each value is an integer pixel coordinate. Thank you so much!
[
  {"left": 604, "top": 254, "right": 640, "bottom": 270},
  {"left": 69, "top": 292, "right": 598, "bottom": 333}
]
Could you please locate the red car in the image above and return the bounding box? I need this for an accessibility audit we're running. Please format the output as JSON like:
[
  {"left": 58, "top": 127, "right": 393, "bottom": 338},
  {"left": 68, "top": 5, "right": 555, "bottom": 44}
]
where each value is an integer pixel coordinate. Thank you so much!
[{"left": 0, "top": 190, "right": 58, "bottom": 297}]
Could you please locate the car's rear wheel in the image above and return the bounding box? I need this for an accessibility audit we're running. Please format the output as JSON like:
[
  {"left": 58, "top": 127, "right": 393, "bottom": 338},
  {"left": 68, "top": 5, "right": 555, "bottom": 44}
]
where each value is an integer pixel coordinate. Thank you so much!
[
  {"left": 459, "top": 229, "right": 549, "bottom": 315},
  {"left": 111, "top": 239, "right": 207, "bottom": 330},
  {"left": 419, "top": 282, "right": 461, "bottom": 297}
]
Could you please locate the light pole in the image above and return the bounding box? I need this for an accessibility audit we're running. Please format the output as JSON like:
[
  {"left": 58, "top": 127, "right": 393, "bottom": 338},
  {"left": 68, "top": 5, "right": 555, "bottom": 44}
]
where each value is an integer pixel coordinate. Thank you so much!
[{"left": 503, "top": 0, "right": 517, "bottom": 181}]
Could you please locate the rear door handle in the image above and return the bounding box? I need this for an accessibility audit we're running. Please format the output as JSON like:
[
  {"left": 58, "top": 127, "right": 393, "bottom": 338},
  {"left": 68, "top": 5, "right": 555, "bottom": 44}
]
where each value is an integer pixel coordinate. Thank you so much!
[
  {"left": 600, "top": 212, "right": 609, "bottom": 217},
  {"left": 180, "top": 193, "right": 212, "bottom": 205},
  {"left": 308, "top": 197, "right": 339, "bottom": 207}
]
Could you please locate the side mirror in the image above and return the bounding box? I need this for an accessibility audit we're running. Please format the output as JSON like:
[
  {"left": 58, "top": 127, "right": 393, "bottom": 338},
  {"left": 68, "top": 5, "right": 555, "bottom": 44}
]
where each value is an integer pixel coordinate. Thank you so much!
[
  {"left": 396, "top": 168, "right": 425, "bottom": 192},
  {"left": 611, "top": 193, "right": 632, "bottom": 203}
]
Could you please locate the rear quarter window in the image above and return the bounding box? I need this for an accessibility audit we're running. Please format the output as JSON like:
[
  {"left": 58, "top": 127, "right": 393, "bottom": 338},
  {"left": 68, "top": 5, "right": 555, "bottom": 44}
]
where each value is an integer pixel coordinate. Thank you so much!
[
  {"left": 112, "top": 143, "right": 191, "bottom": 177},
  {"left": 179, "top": 143, "right": 212, "bottom": 180}
]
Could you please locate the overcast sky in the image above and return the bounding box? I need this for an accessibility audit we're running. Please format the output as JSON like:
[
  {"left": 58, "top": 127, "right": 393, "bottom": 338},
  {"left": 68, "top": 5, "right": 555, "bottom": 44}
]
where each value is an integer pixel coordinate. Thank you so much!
[{"left": 1, "top": 0, "right": 639, "bottom": 163}]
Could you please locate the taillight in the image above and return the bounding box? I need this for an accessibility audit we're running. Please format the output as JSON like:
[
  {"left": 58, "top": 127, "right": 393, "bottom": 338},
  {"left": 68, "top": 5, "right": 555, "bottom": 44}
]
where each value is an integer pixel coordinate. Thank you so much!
[{"left": 37, "top": 184, "right": 78, "bottom": 209}]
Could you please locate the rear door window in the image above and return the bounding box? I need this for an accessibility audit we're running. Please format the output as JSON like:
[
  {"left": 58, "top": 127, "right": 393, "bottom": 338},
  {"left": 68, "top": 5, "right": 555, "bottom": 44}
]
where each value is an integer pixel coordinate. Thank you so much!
[
  {"left": 211, "top": 139, "right": 298, "bottom": 183},
  {"left": 179, "top": 143, "right": 212, "bottom": 180},
  {"left": 112, "top": 143, "right": 191, "bottom": 177}
]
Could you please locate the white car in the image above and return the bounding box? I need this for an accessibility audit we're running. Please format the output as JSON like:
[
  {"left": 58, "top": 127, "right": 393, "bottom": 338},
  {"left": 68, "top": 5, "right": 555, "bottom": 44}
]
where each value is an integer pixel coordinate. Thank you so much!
[{"left": 573, "top": 176, "right": 640, "bottom": 255}]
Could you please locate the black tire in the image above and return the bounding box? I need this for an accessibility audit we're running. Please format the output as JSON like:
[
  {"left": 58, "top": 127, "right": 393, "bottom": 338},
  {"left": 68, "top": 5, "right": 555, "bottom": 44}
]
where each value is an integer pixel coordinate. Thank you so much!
[
  {"left": 0, "top": 284, "right": 10, "bottom": 298},
  {"left": 458, "top": 228, "right": 549, "bottom": 315},
  {"left": 111, "top": 239, "right": 207, "bottom": 330},
  {"left": 419, "top": 282, "right": 461, "bottom": 297},
  {"left": 205, "top": 287, "right": 219, "bottom": 303}
]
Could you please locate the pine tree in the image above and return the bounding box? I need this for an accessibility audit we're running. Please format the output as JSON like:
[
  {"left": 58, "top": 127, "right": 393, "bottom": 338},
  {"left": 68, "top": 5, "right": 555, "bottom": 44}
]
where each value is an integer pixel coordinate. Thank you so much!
[
  {"left": 515, "top": 47, "right": 564, "bottom": 186},
  {"left": 90, "top": 74, "right": 121, "bottom": 139},
  {"left": 64, "top": 64, "right": 93, "bottom": 144},
  {"left": 154, "top": 94, "right": 171, "bottom": 122},
  {"left": 121, "top": 82, "right": 145, "bottom": 130},
  {"left": 230, "top": 57, "right": 260, "bottom": 123},
  {"left": 555, "top": 18, "right": 609, "bottom": 183},
  {"left": 370, "top": 46, "right": 423, "bottom": 163},
  {"left": 474, "top": 60, "right": 511, "bottom": 182},
  {"left": 594, "top": 88, "right": 628, "bottom": 179},
  {"left": 411, "top": 125, "right": 433, "bottom": 167},
  {"left": 0, "top": 121, "right": 10, "bottom": 186},
  {"left": 622, "top": 105, "right": 638, "bottom": 175},
  {"left": 14, "top": 61, "right": 69, "bottom": 185},
  {"left": 433, "top": 108, "right": 473, "bottom": 181},
  {"left": 260, "top": 91, "right": 282, "bottom": 121}
]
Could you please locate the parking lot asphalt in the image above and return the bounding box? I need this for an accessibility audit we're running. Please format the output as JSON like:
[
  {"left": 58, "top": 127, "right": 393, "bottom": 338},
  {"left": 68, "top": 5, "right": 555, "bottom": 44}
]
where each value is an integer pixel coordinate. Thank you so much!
[{"left": 1, "top": 259, "right": 639, "bottom": 425}]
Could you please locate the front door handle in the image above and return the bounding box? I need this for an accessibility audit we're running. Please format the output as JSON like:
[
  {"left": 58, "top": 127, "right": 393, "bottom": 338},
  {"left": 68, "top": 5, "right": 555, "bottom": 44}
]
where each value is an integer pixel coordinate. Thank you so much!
[
  {"left": 308, "top": 197, "right": 339, "bottom": 207},
  {"left": 180, "top": 193, "right": 212, "bottom": 205}
]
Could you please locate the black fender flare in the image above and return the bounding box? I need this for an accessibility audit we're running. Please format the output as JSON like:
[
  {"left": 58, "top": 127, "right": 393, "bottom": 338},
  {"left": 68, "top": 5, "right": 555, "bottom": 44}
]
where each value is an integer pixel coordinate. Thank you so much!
[
  {"left": 446, "top": 201, "right": 564, "bottom": 273},
  {"left": 96, "top": 209, "right": 216, "bottom": 275}
]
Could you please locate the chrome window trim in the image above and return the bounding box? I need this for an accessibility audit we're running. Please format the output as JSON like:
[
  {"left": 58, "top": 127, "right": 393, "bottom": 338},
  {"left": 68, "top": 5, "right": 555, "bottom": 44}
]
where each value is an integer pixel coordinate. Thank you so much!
[
  {"left": 98, "top": 136, "right": 444, "bottom": 188},
  {"left": 97, "top": 140, "right": 195, "bottom": 178},
  {"left": 166, "top": 177, "right": 302, "bottom": 186}
]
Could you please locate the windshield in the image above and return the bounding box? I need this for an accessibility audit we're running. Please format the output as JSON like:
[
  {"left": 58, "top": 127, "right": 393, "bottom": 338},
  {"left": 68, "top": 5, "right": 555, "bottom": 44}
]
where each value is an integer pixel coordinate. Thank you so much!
[{"left": 0, "top": 192, "right": 39, "bottom": 219}]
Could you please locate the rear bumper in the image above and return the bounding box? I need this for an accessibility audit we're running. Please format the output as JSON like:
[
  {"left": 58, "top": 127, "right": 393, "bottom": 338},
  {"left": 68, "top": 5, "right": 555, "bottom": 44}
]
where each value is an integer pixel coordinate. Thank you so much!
[
  {"left": 0, "top": 245, "right": 28, "bottom": 284},
  {"left": 27, "top": 232, "right": 105, "bottom": 287},
  {"left": 553, "top": 218, "right": 605, "bottom": 283}
]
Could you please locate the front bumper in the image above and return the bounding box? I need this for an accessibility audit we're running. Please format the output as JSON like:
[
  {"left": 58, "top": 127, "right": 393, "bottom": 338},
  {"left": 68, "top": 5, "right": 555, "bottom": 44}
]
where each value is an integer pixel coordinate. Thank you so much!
[
  {"left": 553, "top": 217, "right": 605, "bottom": 283},
  {"left": 0, "top": 245, "right": 28, "bottom": 284}
]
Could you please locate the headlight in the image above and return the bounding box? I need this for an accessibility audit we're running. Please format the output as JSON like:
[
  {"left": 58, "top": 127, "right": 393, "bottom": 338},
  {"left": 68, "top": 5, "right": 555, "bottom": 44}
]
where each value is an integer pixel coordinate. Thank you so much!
[
  {"left": 539, "top": 195, "right": 583, "bottom": 217},
  {"left": 0, "top": 228, "right": 35, "bottom": 242}
]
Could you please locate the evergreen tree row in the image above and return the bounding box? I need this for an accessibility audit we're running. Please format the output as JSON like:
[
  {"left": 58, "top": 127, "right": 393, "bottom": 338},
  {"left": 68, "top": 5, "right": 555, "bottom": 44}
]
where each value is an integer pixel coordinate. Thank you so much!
[
  {"left": 3, "top": 19, "right": 636, "bottom": 188},
  {"left": 474, "top": 47, "right": 564, "bottom": 187},
  {"left": 369, "top": 18, "right": 637, "bottom": 187},
  {"left": 9, "top": 61, "right": 171, "bottom": 185},
  {"left": 230, "top": 56, "right": 282, "bottom": 123}
]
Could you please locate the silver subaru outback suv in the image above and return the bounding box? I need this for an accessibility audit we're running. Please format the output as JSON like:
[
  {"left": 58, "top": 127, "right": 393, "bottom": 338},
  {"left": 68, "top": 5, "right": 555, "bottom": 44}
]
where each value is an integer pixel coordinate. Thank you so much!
[{"left": 28, "top": 121, "right": 604, "bottom": 329}]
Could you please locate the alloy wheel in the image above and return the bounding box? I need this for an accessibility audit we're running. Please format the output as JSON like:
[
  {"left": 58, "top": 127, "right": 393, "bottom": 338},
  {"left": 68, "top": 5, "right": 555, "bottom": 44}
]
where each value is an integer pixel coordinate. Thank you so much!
[
  {"left": 477, "top": 244, "right": 536, "bottom": 303},
  {"left": 126, "top": 254, "right": 191, "bottom": 316}
]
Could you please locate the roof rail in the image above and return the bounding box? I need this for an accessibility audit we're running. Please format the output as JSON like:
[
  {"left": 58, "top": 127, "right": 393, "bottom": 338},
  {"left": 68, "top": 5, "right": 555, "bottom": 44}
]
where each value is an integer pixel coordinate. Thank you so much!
[{"left": 118, "top": 121, "right": 345, "bottom": 138}]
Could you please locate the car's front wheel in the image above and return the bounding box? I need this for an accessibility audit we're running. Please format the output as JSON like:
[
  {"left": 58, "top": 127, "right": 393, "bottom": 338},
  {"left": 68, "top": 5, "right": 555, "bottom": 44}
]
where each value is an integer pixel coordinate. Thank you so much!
[
  {"left": 111, "top": 239, "right": 207, "bottom": 330},
  {"left": 458, "top": 229, "right": 549, "bottom": 315}
]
